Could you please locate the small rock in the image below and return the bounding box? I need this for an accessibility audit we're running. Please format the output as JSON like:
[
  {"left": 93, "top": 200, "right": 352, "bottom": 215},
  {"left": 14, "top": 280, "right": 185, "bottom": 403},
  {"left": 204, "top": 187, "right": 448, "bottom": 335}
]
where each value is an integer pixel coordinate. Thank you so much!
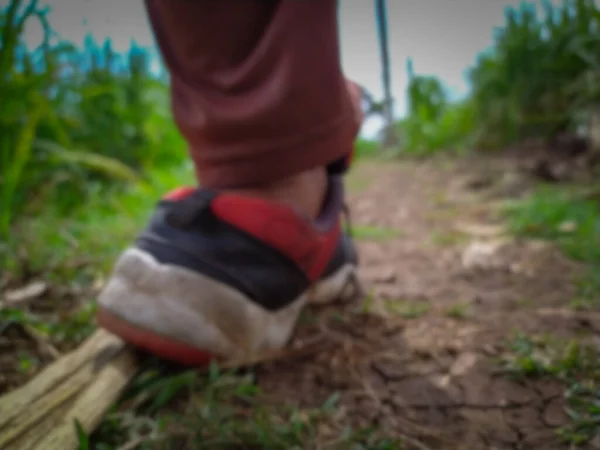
[
  {"left": 509, "top": 262, "right": 536, "bottom": 277},
  {"left": 450, "top": 352, "right": 478, "bottom": 377},
  {"left": 461, "top": 239, "right": 507, "bottom": 270}
]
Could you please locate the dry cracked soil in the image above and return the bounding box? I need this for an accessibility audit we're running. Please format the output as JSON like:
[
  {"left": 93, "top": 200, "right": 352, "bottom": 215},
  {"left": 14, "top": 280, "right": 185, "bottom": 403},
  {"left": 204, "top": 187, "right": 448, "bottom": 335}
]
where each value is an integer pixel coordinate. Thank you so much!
[
  {"left": 2, "top": 157, "right": 599, "bottom": 450},
  {"left": 254, "top": 158, "right": 600, "bottom": 450}
]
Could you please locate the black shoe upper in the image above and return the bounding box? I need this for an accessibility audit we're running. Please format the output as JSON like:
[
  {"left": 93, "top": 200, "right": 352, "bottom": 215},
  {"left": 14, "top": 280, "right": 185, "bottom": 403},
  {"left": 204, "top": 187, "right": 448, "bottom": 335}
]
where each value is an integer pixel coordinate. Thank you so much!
[{"left": 135, "top": 179, "right": 357, "bottom": 312}]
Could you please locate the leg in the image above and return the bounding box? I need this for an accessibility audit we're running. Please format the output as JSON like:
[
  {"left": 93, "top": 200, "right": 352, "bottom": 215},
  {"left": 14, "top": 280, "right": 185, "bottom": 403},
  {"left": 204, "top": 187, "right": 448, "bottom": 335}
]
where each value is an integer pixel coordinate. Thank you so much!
[
  {"left": 146, "top": 0, "right": 358, "bottom": 189},
  {"left": 97, "top": 0, "right": 363, "bottom": 365}
]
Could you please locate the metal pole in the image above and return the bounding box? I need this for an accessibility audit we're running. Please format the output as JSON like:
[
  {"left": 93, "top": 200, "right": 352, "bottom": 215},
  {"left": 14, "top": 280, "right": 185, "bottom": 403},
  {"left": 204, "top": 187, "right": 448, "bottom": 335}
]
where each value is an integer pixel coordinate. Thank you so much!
[{"left": 374, "top": 0, "right": 396, "bottom": 147}]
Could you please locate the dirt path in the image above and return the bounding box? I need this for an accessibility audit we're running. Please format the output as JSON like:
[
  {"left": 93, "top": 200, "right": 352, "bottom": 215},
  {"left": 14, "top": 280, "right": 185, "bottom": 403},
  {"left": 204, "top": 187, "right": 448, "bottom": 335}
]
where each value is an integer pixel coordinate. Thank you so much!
[
  {"left": 2, "top": 157, "right": 598, "bottom": 449},
  {"left": 256, "top": 159, "right": 598, "bottom": 450}
]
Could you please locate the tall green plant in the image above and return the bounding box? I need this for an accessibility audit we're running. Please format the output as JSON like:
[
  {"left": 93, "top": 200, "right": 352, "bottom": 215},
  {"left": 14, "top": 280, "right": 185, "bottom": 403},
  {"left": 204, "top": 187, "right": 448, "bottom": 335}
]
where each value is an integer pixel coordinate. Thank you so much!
[
  {"left": 398, "top": 64, "right": 475, "bottom": 155},
  {"left": 397, "top": 0, "right": 600, "bottom": 154},
  {"left": 0, "top": 1, "right": 184, "bottom": 238},
  {"left": 468, "top": 0, "right": 600, "bottom": 148},
  {"left": 0, "top": 0, "right": 51, "bottom": 236}
]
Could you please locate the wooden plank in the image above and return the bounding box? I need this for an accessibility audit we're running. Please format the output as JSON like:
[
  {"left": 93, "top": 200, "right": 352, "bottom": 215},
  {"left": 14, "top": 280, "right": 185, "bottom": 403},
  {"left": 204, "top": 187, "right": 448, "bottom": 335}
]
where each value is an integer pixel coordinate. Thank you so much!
[
  {"left": 0, "top": 330, "right": 138, "bottom": 450},
  {"left": 0, "top": 327, "right": 331, "bottom": 450}
]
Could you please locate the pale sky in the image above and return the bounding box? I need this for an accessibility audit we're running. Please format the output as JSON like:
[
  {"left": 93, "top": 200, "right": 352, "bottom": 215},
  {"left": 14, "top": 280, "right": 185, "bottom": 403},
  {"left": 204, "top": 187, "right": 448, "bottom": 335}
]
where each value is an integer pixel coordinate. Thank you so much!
[{"left": 24, "top": 0, "right": 530, "bottom": 136}]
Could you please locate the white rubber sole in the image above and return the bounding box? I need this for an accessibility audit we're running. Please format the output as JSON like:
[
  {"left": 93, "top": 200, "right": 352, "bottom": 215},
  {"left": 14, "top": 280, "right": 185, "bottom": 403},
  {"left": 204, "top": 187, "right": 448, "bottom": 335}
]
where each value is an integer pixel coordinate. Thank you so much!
[{"left": 97, "top": 248, "right": 361, "bottom": 360}]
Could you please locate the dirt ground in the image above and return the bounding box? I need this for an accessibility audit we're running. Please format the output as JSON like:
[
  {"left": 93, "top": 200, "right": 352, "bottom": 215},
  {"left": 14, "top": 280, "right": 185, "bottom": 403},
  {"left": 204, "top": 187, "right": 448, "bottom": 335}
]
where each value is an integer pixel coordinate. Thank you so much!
[
  {"left": 2, "top": 157, "right": 599, "bottom": 449},
  {"left": 255, "top": 158, "right": 599, "bottom": 450}
]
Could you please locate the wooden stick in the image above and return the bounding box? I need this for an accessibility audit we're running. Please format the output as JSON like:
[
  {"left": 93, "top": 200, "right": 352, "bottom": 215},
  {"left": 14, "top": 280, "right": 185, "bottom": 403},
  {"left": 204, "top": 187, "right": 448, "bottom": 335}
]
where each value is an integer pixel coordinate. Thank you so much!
[
  {"left": 0, "top": 329, "right": 332, "bottom": 450},
  {"left": 29, "top": 350, "right": 137, "bottom": 450},
  {"left": 0, "top": 330, "right": 138, "bottom": 450}
]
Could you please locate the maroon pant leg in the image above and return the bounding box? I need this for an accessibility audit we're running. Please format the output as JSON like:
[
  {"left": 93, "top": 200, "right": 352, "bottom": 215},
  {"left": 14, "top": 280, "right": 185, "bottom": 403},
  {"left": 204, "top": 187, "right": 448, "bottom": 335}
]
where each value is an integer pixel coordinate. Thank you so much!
[{"left": 145, "top": 0, "right": 358, "bottom": 188}]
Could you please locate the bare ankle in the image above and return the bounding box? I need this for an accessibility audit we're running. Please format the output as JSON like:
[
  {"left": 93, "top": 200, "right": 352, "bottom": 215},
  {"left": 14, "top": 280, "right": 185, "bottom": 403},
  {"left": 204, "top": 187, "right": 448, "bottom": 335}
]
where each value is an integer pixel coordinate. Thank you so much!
[{"left": 229, "top": 167, "right": 327, "bottom": 218}]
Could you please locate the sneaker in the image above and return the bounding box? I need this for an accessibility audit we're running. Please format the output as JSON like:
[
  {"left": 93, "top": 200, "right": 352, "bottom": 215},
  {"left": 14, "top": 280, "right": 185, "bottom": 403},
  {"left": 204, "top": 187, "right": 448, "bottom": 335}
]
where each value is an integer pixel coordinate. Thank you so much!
[{"left": 96, "top": 175, "right": 361, "bottom": 366}]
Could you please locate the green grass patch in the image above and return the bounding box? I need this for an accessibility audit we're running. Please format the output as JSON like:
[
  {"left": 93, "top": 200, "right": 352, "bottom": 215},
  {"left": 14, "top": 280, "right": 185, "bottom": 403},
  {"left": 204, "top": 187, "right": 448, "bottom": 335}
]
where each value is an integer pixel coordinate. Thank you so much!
[
  {"left": 500, "top": 332, "right": 600, "bottom": 445},
  {"left": 345, "top": 170, "right": 372, "bottom": 194},
  {"left": 500, "top": 183, "right": 600, "bottom": 445},
  {"left": 429, "top": 230, "right": 468, "bottom": 247},
  {"left": 4, "top": 162, "right": 196, "bottom": 279},
  {"left": 384, "top": 300, "right": 430, "bottom": 319},
  {"left": 4, "top": 158, "right": 405, "bottom": 448},
  {"left": 503, "top": 185, "right": 600, "bottom": 309},
  {"left": 503, "top": 185, "right": 600, "bottom": 262},
  {"left": 351, "top": 225, "right": 399, "bottom": 241},
  {"left": 354, "top": 138, "right": 381, "bottom": 159},
  {"left": 0, "top": 303, "right": 97, "bottom": 349},
  {"left": 444, "top": 302, "right": 472, "bottom": 319},
  {"left": 1, "top": 162, "right": 195, "bottom": 348},
  {"left": 89, "top": 362, "right": 402, "bottom": 449}
]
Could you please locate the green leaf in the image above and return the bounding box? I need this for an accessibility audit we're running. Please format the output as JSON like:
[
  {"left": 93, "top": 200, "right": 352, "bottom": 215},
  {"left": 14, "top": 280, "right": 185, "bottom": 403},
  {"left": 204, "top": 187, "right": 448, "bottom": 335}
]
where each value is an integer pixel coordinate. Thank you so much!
[
  {"left": 74, "top": 419, "right": 90, "bottom": 450},
  {"left": 33, "top": 139, "right": 141, "bottom": 183}
]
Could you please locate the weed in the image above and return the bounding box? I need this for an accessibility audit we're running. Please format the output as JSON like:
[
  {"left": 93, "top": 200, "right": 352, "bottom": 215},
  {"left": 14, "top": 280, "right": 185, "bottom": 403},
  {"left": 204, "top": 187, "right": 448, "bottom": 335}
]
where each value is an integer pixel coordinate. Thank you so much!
[
  {"left": 1, "top": 162, "right": 194, "bottom": 353},
  {"left": 90, "top": 363, "right": 402, "bottom": 449},
  {"left": 514, "top": 298, "right": 534, "bottom": 308},
  {"left": 384, "top": 300, "right": 430, "bottom": 319},
  {"left": 4, "top": 162, "right": 195, "bottom": 279},
  {"left": 360, "top": 291, "right": 377, "bottom": 314},
  {"left": 1, "top": 1, "right": 186, "bottom": 238},
  {"left": 501, "top": 183, "right": 600, "bottom": 444},
  {"left": 351, "top": 225, "right": 399, "bottom": 241},
  {"left": 354, "top": 138, "right": 381, "bottom": 159},
  {"left": 500, "top": 332, "right": 600, "bottom": 445},
  {"left": 445, "top": 302, "right": 472, "bottom": 319},
  {"left": 504, "top": 185, "right": 600, "bottom": 309},
  {"left": 17, "top": 352, "right": 38, "bottom": 374},
  {"left": 345, "top": 172, "right": 371, "bottom": 194},
  {"left": 504, "top": 186, "right": 600, "bottom": 262},
  {"left": 430, "top": 230, "right": 467, "bottom": 247}
]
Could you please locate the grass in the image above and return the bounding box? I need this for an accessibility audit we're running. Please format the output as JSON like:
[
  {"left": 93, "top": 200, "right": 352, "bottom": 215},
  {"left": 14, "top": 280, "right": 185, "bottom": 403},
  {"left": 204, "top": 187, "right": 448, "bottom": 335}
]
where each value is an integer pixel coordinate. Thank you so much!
[
  {"left": 3, "top": 158, "right": 409, "bottom": 449},
  {"left": 500, "top": 332, "right": 600, "bottom": 445},
  {"left": 5, "top": 161, "right": 196, "bottom": 279},
  {"left": 501, "top": 184, "right": 600, "bottom": 446},
  {"left": 87, "top": 362, "right": 402, "bottom": 449},
  {"left": 8, "top": 153, "right": 599, "bottom": 447},
  {"left": 384, "top": 299, "right": 430, "bottom": 319},
  {"left": 345, "top": 171, "right": 372, "bottom": 194},
  {"left": 444, "top": 302, "right": 472, "bottom": 319},
  {"left": 351, "top": 224, "right": 399, "bottom": 241},
  {"left": 503, "top": 184, "right": 600, "bottom": 310},
  {"left": 429, "top": 230, "right": 468, "bottom": 247},
  {"left": 0, "top": 303, "right": 97, "bottom": 350},
  {"left": 1, "top": 162, "right": 196, "bottom": 352}
]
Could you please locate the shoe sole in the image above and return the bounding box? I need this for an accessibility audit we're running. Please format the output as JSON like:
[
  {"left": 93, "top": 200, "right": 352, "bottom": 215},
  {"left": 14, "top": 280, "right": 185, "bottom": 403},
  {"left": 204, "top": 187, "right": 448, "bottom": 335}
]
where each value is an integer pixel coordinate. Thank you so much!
[{"left": 97, "top": 248, "right": 361, "bottom": 366}]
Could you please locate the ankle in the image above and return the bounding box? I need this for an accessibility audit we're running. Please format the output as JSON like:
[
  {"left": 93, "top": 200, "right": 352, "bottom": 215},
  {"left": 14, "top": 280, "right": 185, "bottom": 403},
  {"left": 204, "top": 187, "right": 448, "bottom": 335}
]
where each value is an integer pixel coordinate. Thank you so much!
[{"left": 228, "top": 167, "right": 327, "bottom": 218}]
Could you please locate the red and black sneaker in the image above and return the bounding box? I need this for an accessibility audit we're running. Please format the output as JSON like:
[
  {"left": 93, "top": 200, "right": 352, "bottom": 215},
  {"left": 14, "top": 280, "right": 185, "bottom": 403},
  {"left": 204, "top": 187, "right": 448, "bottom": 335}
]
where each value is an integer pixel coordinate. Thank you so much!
[{"left": 97, "top": 174, "right": 362, "bottom": 366}]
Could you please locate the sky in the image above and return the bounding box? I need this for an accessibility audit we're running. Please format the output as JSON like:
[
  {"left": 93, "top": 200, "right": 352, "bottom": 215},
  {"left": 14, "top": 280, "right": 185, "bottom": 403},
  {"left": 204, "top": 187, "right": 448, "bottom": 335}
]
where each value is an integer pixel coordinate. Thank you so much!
[{"left": 23, "top": 0, "right": 528, "bottom": 136}]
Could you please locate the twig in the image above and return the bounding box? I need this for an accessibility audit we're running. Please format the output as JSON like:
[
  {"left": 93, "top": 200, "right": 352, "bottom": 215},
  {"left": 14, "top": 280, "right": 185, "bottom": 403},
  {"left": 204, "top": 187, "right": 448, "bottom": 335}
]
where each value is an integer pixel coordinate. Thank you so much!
[
  {"left": 23, "top": 323, "right": 61, "bottom": 360},
  {"left": 1, "top": 280, "right": 47, "bottom": 309}
]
